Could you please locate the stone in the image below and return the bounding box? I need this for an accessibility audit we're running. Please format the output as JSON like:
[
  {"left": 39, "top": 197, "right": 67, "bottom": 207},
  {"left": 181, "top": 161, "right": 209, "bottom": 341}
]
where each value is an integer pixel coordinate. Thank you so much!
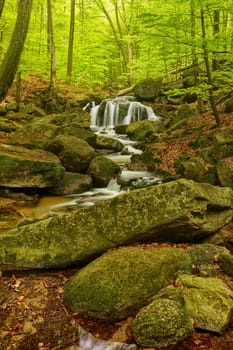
[
  {"left": 46, "top": 134, "right": 96, "bottom": 172},
  {"left": 132, "top": 298, "right": 193, "bottom": 347},
  {"left": 217, "top": 157, "right": 233, "bottom": 188},
  {"left": 0, "top": 179, "right": 232, "bottom": 269},
  {"left": 133, "top": 77, "right": 162, "bottom": 101},
  {"left": 176, "top": 274, "right": 233, "bottom": 334},
  {"left": 0, "top": 144, "right": 64, "bottom": 188},
  {"left": 48, "top": 171, "right": 93, "bottom": 195},
  {"left": 63, "top": 246, "right": 192, "bottom": 320},
  {"left": 125, "top": 119, "right": 163, "bottom": 141},
  {"left": 87, "top": 155, "right": 121, "bottom": 187},
  {"left": 95, "top": 135, "right": 124, "bottom": 151}
]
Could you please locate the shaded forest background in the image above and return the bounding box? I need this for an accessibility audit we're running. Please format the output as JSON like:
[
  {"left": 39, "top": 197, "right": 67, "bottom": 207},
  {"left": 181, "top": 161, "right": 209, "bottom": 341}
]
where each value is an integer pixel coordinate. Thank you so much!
[{"left": 1, "top": 0, "right": 233, "bottom": 97}]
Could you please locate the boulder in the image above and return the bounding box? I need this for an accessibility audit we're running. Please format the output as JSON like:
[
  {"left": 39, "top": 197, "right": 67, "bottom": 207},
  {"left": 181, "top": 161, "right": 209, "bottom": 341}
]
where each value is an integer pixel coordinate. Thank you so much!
[
  {"left": 176, "top": 274, "right": 233, "bottom": 334},
  {"left": 46, "top": 134, "right": 96, "bottom": 172},
  {"left": 133, "top": 78, "right": 162, "bottom": 101},
  {"left": 47, "top": 171, "right": 93, "bottom": 195},
  {"left": 132, "top": 293, "right": 193, "bottom": 347},
  {"left": 0, "top": 179, "right": 232, "bottom": 269},
  {"left": 95, "top": 135, "right": 124, "bottom": 151},
  {"left": 87, "top": 155, "right": 121, "bottom": 187},
  {"left": 6, "top": 122, "right": 61, "bottom": 149},
  {"left": 0, "top": 144, "right": 64, "bottom": 188},
  {"left": 125, "top": 119, "right": 163, "bottom": 141},
  {"left": 63, "top": 246, "right": 192, "bottom": 320},
  {"left": 217, "top": 157, "right": 233, "bottom": 188}
]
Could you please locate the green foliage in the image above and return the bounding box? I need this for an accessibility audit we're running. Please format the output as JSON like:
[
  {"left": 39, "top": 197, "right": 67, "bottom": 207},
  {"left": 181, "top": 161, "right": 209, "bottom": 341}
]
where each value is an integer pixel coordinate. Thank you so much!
[{"left": 1, "top": 0, "right": 233, "bottom": 89}]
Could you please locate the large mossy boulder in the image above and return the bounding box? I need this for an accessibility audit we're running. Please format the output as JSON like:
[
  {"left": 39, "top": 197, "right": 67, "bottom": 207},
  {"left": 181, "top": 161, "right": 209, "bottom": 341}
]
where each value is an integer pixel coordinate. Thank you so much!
[
  {"left": 133, "top": 77, "right": 162, "bottom": 101},
  {"left": 176, "top": 274, "right": 233, "bottom": 334},
  {"left": 63, "top": 246, "right": 192, "bottom": 320},
  {"left": 87, "top": 155, "right": 121, "bottom": 187},
  {"left": 0, "top": 144, "right": 64, "bottom": 188},
  {"left": 46, "top": 134, "right": 96, "bottom": 172},
  {"left": 0, "top": 179, "right": 233, "bottom": 269}
]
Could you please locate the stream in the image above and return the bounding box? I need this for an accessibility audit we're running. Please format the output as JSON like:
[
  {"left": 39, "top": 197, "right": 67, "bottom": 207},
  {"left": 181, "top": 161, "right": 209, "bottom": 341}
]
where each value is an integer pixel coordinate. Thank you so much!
[
  {"left": 20, "top": 97, "right": 161, "bottom": 219},
  {"left": 16, "top": 98, "right": 160, "bottom": 349}
]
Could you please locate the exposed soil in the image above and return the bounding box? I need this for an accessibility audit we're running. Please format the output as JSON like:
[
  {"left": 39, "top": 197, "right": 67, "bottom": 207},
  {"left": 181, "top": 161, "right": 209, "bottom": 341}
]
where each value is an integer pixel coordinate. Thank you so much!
[{"left": 1, "top": 76, "right": 233, "bottom": 349}]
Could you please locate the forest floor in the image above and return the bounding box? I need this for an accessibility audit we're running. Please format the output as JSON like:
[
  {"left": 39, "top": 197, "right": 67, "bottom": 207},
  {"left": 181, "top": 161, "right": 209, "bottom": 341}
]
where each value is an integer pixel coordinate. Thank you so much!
[{"left": 1, "top": 75, "right": 233, "bottom": 350}]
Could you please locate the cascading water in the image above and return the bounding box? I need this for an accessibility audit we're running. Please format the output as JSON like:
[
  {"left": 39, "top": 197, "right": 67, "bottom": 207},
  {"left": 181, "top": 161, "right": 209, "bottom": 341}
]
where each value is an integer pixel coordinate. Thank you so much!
[{"left": 90, "top": 96, "right": 159, "bottom": 130}]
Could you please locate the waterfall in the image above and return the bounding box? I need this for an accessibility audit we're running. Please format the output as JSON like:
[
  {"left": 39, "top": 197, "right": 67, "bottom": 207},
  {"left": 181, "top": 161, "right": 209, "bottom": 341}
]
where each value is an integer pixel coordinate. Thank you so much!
[{"left": 90, "top": 96, "right": 159, "bottom": 130}]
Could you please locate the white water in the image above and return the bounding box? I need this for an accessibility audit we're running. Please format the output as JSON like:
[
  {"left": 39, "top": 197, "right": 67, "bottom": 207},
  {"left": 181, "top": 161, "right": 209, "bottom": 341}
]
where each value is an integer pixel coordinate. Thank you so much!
[{"left": 90, "top": 96, "right": 160, "bottom": 130}]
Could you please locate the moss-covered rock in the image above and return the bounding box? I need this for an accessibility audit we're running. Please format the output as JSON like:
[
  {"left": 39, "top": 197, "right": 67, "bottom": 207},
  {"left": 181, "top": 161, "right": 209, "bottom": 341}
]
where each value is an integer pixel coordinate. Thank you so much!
[
  {"left": 46, "top": 134, "right": 95, "bottom": 172},
  {"left": 94, "top": 135, "right": 124, "bottom": 151},
  {"left": 47, "top": 171, "right": 92, "bottom": 195},
  {"left": 63, "top": 246, "right": 192, "bottom": 320},
  {"left": 0, "top": 179, "right": 233, "bottom": 269},
  {"left": 176, "top": 274, "right": 233, "bottom": 334},
  {"left": 132, "top": 298, "right": 193, "bottom": 347},
  {"left": 217, "top": 157, "right": 233, "bottom": 188},
  {"left": 133, "top": 77, "right": 162, "bottom": 101},
  {"left": 0, "top": 144, "right": 64, "bottom": 188},
  {"left": 125, "top": 119, "right": 163, "bottom": 141},
  {"left": 87, "top": 155, "right": 121, "bottom": 187}
]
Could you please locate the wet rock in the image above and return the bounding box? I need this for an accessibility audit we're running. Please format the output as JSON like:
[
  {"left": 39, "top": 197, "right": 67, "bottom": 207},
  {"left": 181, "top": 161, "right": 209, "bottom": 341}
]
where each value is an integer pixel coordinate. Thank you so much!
[
  {"left": 95, "top": 135, "right": 124, "bottom": 151},
  {"left": 87, "top": 155, "right": 121, "bottom": 187},
  {"left": 48, "top": 171, "right": 93, "bottom": 195}
]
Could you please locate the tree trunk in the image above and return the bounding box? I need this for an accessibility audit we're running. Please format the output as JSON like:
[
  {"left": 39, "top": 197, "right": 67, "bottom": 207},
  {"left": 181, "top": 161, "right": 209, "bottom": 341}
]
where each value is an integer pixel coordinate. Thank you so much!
[
  {"left": 200, "top": 8, "right": 220, "bottom": 126},
  {"left": 212, "top": 10, "right": 220, "bottom": 71},
  {"left": 47, "top": 0, "right": 56, "bottom": 91},
  {"left": 0, "top": 0, "right": 33, "bottom": 102},
  {"left": 67, "top": 0, "right": 75, "bottom": 82},
  {"left": 0, "top": 0, "right": 5, "bottom": 18},
  {"left": 190, "top": 0, "right": 203, "bottom": 114}
]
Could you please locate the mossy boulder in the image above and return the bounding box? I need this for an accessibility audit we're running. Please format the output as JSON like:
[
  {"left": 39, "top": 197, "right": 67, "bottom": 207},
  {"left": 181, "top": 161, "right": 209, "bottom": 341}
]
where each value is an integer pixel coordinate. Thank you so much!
[
  {"left": 87, "top": 155, "right": 121, "bottom": 187},
  {"left": 125, "top": 119, "right": 163, "bottom": 141},
  {"left": 0, "top": 179, "right": 233, "bottom": 269},
  {"left": 63, "top": 246, "right": 192, "bottom": 320},
  {"left": 94, "top": 135, "right": 124, "bottom": 151},
  {"left": 46, "top": 134, "right": 95, "bottom": 172},
  {"left": 47, "top": 171, "right": 92, "bottom": 195},
  {"left": 0, "top": 144, "right": 64, "bottom": 188},
  {"left": 217, "top": 157, "right": 233, "bottom": 188},
  {"left": 133, "top": 77, "right": 162, "bottom": 101},
  {"left": 132, "top": 296, "right": 193, "bottom": 347},
  {"left": 176, "top": 274, "right": 233, "bottom": 334}
]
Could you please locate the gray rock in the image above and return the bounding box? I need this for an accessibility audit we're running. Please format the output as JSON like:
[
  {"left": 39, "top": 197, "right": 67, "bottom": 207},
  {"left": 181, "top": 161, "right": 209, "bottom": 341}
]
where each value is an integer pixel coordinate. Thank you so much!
[{"left": 0, "top": 179, "right": 232, "bottom": 269}]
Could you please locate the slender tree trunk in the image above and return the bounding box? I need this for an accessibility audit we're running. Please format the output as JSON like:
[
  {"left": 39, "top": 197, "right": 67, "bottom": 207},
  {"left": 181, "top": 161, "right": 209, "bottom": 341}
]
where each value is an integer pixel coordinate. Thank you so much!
[
  {"left": 67, "top": 0, "right": 75, "bottom": 82},
  {"left": 0, "top": 0, "right": 33, "bottom": 102},
  {"left": 47, "top": 0, "right": 56, "bottom": 90},
  {"left": 212, "top": 10, "right": 220, "bottom": 71},
  {"left": 0, "top": 0, "right": 5, "bottom": 18},
  {"left": 190, "top": 0, "right": 203, "bottom": 113},
  {"left": 200, "top": 8, "right": 220, "bottom": 126}
]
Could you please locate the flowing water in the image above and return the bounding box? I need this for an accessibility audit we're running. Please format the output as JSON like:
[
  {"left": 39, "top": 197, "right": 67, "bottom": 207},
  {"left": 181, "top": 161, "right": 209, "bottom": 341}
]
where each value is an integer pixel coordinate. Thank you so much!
[{"left": 20, "top": 97, "right": 160, "bottom": 218}]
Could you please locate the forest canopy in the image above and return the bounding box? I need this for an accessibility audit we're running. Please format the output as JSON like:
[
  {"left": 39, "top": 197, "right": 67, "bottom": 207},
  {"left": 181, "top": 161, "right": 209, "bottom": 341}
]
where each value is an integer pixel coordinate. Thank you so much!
[{"left": 0, "top": 0, "right": 233, "bottom": 90}]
